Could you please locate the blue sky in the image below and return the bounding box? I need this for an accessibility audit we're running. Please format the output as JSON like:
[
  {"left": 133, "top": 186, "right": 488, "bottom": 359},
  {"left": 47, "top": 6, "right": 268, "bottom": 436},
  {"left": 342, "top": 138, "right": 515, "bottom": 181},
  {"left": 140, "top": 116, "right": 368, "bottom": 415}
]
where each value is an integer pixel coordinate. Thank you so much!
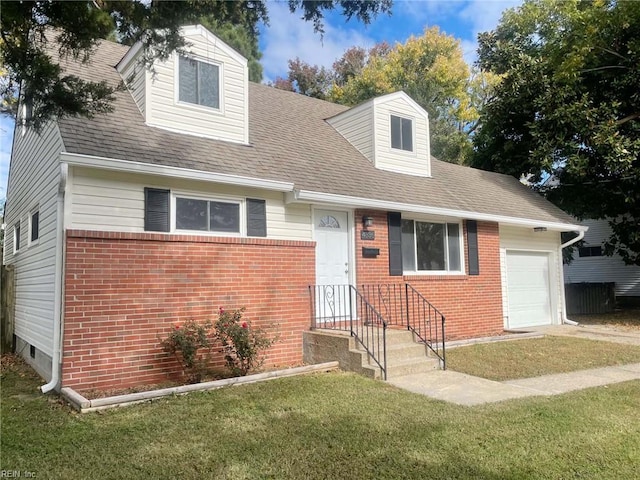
[{"left": 0, "top": 0, "right": 521, "bottom": 202}]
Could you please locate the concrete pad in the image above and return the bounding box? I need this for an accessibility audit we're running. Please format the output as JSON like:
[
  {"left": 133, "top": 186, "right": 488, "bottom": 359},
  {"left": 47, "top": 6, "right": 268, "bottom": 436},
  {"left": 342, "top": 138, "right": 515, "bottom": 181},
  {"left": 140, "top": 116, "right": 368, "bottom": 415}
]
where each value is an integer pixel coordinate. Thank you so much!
[{"left": 387, "top": 370, "right": 544, "bottom": 406}]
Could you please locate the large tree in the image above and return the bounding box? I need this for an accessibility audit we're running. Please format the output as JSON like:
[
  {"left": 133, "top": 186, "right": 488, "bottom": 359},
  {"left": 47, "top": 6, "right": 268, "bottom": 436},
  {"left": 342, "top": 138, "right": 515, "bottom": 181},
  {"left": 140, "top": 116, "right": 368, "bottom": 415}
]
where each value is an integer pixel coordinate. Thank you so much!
[
  {"left": 0, "top": 0, "right": 392, "bottom": 129},
  {"left": 275, "top": 27, "right": 496, "bottom": 165},
  {"left": 473, "top": 0, "right": 640, "bottom": 264}
]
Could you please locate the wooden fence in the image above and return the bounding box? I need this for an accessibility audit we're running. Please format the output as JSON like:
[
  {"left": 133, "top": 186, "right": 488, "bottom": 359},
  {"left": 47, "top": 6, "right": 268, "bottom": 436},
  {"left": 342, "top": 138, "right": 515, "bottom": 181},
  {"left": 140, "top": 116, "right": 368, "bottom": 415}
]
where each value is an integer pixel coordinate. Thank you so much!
[{"left": 1, "top": 264, "right": 15, "bottom": 353}]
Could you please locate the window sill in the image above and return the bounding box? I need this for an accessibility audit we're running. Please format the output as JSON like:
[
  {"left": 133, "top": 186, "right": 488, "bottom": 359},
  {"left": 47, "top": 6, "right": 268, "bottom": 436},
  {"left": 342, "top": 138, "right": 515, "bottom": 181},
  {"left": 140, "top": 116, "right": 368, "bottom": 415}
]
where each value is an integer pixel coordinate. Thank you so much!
[
  {"left": 173, "top": 229, "right": 241, "bottom": 238},
  {"left": 175, "top": 100, "right": 223, "bottom": 116},
  {"left": 403, "top": 273, "right": 468, "bottom": 281}
]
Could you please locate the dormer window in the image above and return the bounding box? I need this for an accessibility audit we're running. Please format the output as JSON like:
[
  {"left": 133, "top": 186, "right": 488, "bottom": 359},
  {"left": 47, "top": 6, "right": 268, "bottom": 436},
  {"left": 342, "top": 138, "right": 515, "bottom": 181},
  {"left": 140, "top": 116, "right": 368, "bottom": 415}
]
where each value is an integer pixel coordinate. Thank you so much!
[
  {"left": 178, "top": 56, "right": 220, "bottom": 109},
  {"left": 390, "top": 114, "right": 413, "bottom": 152}
]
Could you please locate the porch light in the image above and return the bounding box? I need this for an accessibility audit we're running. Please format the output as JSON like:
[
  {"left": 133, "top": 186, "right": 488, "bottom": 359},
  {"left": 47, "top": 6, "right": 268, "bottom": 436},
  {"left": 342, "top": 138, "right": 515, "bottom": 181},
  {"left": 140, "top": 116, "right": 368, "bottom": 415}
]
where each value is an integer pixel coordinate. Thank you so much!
[{"left": 362, "top": 216, "right": 374, "bottom": 229}]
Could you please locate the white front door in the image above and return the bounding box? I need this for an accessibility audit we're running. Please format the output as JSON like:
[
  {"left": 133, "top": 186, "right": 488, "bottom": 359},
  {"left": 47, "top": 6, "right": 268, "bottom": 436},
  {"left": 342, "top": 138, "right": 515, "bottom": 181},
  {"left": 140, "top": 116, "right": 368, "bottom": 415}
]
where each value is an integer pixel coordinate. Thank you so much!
[
  {"left": 506, "top": 251, "right": 553, "bottom": 328},
  {"left": 314, "top": 209, "right": 350, "bottom": 319}
]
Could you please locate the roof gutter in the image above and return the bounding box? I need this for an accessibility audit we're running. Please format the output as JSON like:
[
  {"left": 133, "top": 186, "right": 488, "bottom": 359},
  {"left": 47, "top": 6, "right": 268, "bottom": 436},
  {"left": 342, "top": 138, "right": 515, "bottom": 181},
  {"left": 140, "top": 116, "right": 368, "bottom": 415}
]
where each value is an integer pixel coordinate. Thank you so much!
[
  {"left": 558, "top": 229, "right": 586, "bottom": 326},
  {"left": 288, "top": 189, "right": 588, "bottom": 232},
  {"left": 41, "top": 163, "right": 68, "bottom": 393},
  {"left": 59, "top": 152, "right": 295, "bottom": 192}
]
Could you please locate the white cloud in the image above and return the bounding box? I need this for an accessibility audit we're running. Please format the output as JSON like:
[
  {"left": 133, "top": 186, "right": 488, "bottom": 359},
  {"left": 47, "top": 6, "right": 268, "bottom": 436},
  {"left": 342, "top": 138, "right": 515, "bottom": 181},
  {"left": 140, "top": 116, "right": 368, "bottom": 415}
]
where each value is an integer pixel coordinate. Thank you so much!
[
  {"left": 260, "top": 2, "right": 375, "bottom": 82},
  {"left": 393, "top": 0, "right": 460, "bottom": 24},
  {"left": 457, "top": 0, "right": 523, "bottom": 66},
  {"left": 459, "top": 0, "right": 521, "bottom": 37}
]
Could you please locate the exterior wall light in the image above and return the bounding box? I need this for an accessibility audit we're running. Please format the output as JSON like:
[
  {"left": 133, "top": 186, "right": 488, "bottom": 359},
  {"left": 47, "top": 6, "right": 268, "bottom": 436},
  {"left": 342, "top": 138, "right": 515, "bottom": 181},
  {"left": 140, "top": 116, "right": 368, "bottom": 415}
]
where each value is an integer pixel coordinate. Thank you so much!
[{"left": 362, "top": 216, "right": 374, "bottom": 229}]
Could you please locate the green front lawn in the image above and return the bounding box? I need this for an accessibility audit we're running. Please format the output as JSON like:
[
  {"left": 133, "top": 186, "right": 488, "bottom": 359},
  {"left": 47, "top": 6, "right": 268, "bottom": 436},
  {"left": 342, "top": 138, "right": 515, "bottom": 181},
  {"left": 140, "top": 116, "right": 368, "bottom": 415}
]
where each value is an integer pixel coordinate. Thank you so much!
[
  {"left": 446, "top": 336, "right": 640, "bottom": 381},
  {"left": 2, "top": 356, "right": 640, "bottom": 479}
]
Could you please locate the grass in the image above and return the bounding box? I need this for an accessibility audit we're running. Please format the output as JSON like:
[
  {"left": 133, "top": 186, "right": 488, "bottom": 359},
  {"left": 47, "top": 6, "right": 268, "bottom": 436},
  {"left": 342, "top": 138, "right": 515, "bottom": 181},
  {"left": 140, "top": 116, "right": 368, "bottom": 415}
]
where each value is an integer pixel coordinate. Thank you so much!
[
  {"left": 446, "top": 336, "right": 640, "bottom": 381},
  {"left": 2, "top": 356, "right": 640, "bottom": 479},
  {"left": 573, "top": 308, "right": 640, "bottom": 331}
]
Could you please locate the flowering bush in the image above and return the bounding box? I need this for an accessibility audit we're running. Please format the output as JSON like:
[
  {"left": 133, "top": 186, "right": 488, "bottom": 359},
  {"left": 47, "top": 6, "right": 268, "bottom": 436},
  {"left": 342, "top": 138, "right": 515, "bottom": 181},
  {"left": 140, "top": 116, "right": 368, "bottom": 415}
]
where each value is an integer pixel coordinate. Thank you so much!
[
  {"left": 214, "top": 307, "right": 278, "bottom": 376},
  {"left": 161, "top": 319, "right": 212, "bottom": 383},
  {"left": 161, "top": 308, "right": 278, "bottom": 381}
]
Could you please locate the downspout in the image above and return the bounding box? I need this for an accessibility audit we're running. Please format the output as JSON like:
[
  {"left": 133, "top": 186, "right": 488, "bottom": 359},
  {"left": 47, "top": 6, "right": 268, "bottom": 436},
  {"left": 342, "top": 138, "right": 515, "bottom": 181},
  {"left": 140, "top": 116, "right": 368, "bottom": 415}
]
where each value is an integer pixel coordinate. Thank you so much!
[
  {"left": 41, "top": 163, "right": 68, "bottom": 393},
  {"left": 558, "top": 229, "right": 585, "bottom": 327}
]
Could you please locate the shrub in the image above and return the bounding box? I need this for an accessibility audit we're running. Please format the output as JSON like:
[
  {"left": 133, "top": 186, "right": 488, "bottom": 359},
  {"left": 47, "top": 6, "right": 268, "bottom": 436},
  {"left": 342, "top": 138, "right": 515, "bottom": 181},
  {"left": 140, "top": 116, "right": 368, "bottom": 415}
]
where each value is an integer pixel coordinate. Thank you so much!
[
  {"left": 161, "top": 319, "right": 213, "bottom": 383},
  {"left": 161, "top": 308, "right": 278, "bottom": 381},
  {"left": 214, "top": 307, "right": 278, "bottom": 376}
]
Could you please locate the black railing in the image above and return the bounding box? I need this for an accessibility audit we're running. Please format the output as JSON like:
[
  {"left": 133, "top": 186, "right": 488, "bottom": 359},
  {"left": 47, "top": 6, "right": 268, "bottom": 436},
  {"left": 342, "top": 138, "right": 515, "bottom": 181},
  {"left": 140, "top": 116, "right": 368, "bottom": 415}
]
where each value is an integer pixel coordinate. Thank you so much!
[
  {"left": 404, "top": 284, "right": 446, "bottom": 368},
  {"left": 309, "top": 284, "right": 387, "bottom": 379},
  {"left": 359, "top": 283, "right": 446, "bottom": 369}
]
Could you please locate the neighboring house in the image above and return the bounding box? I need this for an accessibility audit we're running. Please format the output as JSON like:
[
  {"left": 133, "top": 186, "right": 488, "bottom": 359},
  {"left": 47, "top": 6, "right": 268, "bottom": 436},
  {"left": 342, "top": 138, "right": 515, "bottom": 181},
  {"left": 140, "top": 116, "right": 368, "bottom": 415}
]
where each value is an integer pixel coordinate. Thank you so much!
[
  {"left": 4, "top": 26, "right": 586, "bottom": 392},
  {"left": 564, "top": 218, "right": 640, "bottom": 306}
]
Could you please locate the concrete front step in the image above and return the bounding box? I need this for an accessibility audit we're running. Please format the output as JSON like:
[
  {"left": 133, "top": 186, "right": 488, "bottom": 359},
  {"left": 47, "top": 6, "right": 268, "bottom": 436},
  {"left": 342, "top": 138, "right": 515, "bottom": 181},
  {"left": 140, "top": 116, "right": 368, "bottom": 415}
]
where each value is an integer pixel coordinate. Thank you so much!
[
  {"left": 386, "top": 357, "right": 440, "bottom": 377},
  {"left": 355, "top": 329, "right": 441, "bottom": 378},
  {"left": 384, "top": 342, "right": 429, "bottom": 361},
  {"left": 303, "top": 328, "right": 441, "bottom": 381}
]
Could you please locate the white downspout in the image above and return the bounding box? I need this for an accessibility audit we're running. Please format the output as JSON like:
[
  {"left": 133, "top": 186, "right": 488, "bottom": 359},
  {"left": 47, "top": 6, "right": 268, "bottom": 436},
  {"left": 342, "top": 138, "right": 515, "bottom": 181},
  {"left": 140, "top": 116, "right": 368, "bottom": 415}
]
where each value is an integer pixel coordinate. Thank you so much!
[
  {"left": 41, "top": 163, "right": 68, "bottom": 393},
  {"left": 558, "top": 229, "right": 586, "bottom": 326}
]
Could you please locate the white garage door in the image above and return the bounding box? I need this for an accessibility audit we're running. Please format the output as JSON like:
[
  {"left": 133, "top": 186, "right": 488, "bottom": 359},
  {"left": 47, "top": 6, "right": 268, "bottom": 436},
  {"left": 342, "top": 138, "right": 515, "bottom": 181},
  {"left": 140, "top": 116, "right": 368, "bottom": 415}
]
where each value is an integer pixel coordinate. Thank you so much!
[{"left": 506, "top": 251, "right": 553, "bottom": 328}]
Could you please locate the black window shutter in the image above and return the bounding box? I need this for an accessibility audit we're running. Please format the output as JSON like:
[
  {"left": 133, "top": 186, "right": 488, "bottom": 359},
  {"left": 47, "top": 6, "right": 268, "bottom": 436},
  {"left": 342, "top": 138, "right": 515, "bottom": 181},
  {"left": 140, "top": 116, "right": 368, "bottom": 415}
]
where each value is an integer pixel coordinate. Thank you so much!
[
  {"left": 144, "top": 188, "right": 170, "bottom": 232},
  {"left": 388, "top": 212, "right": 403, "bottom": 276},
  {"left": 467, "top": 220, "right": 479, "bottom": 276},
  {"left": 246, "top": 198, "right": 267, "bottom": 237}
]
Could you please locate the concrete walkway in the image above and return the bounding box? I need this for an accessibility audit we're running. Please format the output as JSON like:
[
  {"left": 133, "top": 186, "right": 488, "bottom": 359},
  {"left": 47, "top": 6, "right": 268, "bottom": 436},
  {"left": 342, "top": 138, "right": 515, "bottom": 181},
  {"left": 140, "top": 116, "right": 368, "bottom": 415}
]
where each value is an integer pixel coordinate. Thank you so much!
[{"left": 387, "top": 324, "right": 640, "bottom": 406}]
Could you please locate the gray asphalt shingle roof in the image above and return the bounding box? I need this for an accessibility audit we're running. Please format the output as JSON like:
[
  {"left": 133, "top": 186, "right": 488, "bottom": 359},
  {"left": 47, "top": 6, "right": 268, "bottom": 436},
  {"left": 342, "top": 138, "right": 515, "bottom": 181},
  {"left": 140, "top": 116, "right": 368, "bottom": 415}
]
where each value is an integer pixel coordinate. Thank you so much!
[{"left": 54, "top": 38, "right": 577, "bottom": 227}]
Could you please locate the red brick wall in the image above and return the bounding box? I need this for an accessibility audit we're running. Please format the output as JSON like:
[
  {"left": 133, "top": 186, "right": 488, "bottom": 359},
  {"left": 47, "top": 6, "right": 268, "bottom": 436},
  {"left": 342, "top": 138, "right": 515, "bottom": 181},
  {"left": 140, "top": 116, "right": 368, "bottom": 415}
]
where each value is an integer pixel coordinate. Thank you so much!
[
  {"left": 354, "top": 210, "right": 503, "bottom": 339},
  {"left": 63, "top": 230, "right": 315, "bottom": 392}
]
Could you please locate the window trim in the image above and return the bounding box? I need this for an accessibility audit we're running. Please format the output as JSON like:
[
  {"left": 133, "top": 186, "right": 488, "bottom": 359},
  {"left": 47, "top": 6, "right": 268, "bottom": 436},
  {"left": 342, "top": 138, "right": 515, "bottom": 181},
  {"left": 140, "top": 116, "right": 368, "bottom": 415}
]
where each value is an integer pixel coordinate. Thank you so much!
[
  {"left": 28, "top": 208, "right": 40, "bottom": 247},
  {"left": 13, "top": 221, "right": 21, "bottom": 254},
  {"left": 578, "top": 245, "right": 603, "bottom": 258},
  {"left": 21, "top": 98, "right": 33, "bottom": 137},
  {"left": 174, "top": 54, "right": 224, "bottom": 114},
  {"left": 389, "top": 113, "right": 415, "bottom": 153},
  {"left": 171, "top": 191, "right": 244, "bottom": 237},
  {"left": 401, "top": 217, "right": 465, "bottom": 276}
]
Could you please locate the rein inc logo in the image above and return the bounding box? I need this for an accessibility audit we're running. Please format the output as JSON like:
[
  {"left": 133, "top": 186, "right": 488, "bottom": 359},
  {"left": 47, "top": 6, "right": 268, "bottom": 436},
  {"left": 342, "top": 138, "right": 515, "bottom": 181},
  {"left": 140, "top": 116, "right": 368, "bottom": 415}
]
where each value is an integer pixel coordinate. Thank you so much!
[{"left": 1, "top": 472, "right": 36, "bottom": 478}]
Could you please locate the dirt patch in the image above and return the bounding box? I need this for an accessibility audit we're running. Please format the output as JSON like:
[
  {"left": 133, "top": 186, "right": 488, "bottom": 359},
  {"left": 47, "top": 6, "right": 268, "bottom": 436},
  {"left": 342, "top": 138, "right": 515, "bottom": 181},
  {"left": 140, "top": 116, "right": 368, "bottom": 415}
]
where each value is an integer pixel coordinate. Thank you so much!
[{"left": 573, "top": 308, "right": 640, "bottom": 332}]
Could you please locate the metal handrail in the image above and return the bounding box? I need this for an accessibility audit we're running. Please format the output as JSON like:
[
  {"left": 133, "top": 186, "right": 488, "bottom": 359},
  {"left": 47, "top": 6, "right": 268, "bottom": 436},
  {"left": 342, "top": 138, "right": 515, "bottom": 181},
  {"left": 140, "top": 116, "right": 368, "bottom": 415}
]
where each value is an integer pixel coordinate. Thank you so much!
[
  {"left": 358, "top": 283, "right": 446, "bottom": 369},
  {"left": 309, "top": 285, "right": 387, "bottom": 379},
  {"left": 405, "top": 283, "right": 446, "bottom": 369}
]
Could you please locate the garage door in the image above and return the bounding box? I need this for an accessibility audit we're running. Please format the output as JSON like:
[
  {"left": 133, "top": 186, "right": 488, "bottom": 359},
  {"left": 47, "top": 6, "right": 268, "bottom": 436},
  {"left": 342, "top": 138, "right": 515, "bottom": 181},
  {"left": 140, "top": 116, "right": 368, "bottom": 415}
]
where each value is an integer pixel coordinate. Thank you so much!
[{"left": 506, "top": 251, "right": 553, "bottom": 328}]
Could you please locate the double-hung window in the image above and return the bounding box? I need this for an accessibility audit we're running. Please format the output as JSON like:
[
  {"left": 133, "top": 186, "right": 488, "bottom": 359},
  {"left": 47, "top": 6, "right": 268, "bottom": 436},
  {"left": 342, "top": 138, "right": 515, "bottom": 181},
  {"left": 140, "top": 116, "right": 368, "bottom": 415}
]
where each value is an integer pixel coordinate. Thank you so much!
[
  {"left": 178, "top": 56, "right": 220, "bottom": 109},
  {"left": 175, "top": 197, "right": 240, "bottom": 234},
  {"left": 14, "top": 221, "right": 21, "bottom": 253},
  {"left": 390, "top": 115, "right": 413, "bottom": 152},
  {"left": 401, "top": 219, "right": 462, "bottom": 273},
  {"left": 29, "top": 209, "right": 39, "bottom": 245}
]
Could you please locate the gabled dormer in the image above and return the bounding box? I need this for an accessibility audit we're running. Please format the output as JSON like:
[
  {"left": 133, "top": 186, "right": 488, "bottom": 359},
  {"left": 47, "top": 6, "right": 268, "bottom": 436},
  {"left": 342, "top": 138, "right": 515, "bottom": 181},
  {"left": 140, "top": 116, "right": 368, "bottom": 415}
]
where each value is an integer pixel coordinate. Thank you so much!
[
  {"left": 327, "top": 91, "right": 431, "bottom": 177},
  {"left": 116, "top": 25, "right": 249, "bottom": 144}
]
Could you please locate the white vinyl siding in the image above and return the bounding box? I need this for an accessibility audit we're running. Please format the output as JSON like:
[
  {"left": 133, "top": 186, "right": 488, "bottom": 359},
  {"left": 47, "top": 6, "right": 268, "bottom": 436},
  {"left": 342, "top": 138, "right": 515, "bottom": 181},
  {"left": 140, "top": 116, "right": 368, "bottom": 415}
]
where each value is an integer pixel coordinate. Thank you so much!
[
  {"left": 3, "top": 120, "right": 65, "bottom": 357},
  {"left": 499, "top": 225, "right": 563, "bottom": 327},
  {"left": 564, "top": 219, "right": 640, "bottom": 297},
  {"left": 69, "top": 168, "right": 312, "bottom": 240},
  {"left": 118, "top": 54, "right": 146, "bottom": 116},
  {"left": 374, "top": 97, "right": 430, "bottom": 177},
  {"left": 326, "top": 105, "right": 374, "bottom": 162},
  {"left": 146, "top": 28, "right": 248, "bottom": 144},
  {"left": 328, "top": 92, "right": 430, "bottom": 177}
]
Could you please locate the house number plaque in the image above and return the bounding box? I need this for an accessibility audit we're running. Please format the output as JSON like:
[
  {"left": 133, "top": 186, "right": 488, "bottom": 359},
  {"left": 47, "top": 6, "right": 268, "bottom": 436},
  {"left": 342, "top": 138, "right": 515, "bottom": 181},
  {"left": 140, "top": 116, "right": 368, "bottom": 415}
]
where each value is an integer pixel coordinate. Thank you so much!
[{"left": 361, "top": 230, "right": 375, "bottom": 241}]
